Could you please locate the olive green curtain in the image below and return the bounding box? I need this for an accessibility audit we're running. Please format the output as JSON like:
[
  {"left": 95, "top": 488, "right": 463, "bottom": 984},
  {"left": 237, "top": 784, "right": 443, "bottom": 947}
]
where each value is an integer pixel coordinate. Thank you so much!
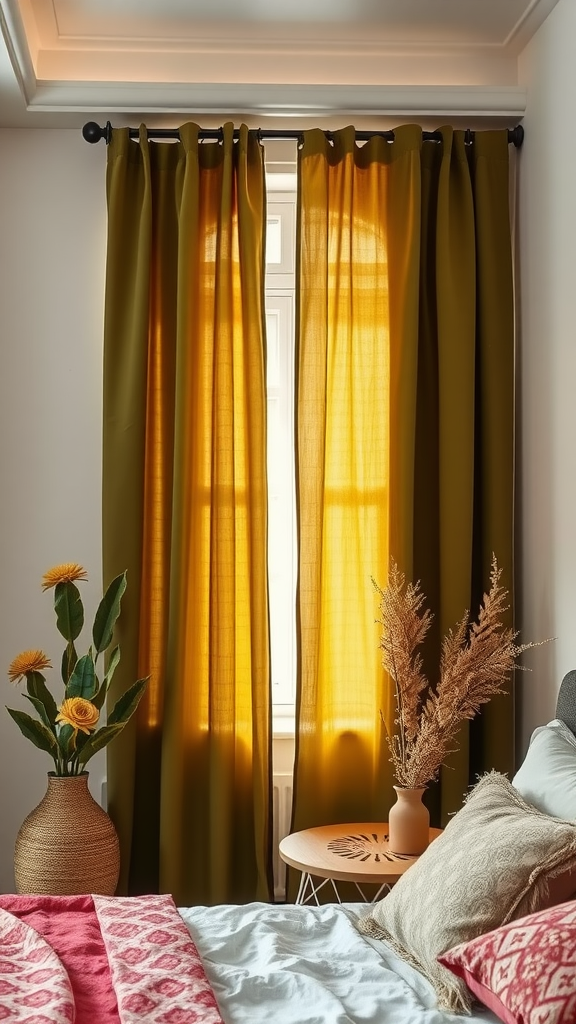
[
  {"left": 102, "top": 123, "right": 273, "bottom": 905},
  {"left": 292, "top": 124, "right": 514, "bottom": 854}
]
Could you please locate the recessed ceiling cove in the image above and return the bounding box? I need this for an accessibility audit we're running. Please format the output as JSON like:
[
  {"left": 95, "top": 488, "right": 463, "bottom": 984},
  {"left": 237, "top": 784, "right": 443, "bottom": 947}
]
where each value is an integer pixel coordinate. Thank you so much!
[{"left": 0, "top": 0, "right": 559, "bottom": 123}]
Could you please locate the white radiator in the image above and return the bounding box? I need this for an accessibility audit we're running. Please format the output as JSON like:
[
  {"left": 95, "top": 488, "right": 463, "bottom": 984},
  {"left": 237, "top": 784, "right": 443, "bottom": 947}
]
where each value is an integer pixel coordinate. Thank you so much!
[{"left": 272, "top": 771, "right": 293, "bottom": 901}]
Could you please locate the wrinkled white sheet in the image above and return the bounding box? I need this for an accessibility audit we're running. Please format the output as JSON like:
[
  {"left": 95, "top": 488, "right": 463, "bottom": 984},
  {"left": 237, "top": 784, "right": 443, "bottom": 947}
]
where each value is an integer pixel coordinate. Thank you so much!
[{"left": 180, "top": 902, "right": 496, "bottom": 1024}]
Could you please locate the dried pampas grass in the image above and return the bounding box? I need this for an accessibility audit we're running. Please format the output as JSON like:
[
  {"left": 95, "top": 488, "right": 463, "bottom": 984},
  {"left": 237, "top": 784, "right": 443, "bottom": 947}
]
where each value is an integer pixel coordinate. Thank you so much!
[{"left": 373, "top": 556, "right": 543, "bottom": 789}]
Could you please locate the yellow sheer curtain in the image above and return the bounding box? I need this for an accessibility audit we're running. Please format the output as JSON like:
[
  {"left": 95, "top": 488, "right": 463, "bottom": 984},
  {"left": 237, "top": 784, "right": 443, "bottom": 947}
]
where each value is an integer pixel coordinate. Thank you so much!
[
  {"left": 102, "top": 123, "right": 273, "bottom": 905},
  {"left": 293, "top": 125, "right": 416, "bottom": 832},
  {"left": 292, "top": 125, "right": 514, "bottom": 854}
]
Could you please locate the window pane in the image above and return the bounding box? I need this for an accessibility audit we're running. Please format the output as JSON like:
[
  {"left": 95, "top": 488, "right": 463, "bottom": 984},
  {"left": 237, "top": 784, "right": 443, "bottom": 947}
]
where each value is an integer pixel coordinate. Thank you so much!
[
  {"left": 265, "top": 188, "right": 296, "bottom": 713},
  {"left": 266, "top": 310, "right": 280, "bottom": 387},
  {"left": 266, "top": 216, "right": 282, "bottom": 265}
]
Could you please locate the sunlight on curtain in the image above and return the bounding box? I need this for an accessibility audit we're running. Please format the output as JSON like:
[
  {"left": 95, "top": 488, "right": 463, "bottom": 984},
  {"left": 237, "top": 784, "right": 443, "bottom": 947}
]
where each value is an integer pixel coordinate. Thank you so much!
[
  {"left": 103, "top": 123, "right": 272, "bottom": 905},
  {"left": 292, "top": 125, "right": 515, "bottom": 858},
  {"left": 293, "top": 126, "right": 415, "bottom": 834}
]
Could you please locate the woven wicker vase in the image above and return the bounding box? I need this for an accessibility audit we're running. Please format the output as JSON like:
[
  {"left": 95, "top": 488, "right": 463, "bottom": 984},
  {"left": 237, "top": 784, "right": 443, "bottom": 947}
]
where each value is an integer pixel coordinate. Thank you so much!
[{"left": 14, "top": 772, "right": 120, "bottom": 896}]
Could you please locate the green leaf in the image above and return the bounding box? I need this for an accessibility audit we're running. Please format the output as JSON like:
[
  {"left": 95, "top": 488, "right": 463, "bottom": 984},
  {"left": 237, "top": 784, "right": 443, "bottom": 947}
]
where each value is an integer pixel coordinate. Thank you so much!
[
  {"left": 23, "top": 693, "right": 55, "bottom": 733},
  {"left": 65, "top": 654, "right": 97, "bottom": 700},
  {"left": 92, "top": 679, "right": 109, "bottom": 713},
  {"left": 107, "top": 676, "right": 148, "bottom": 726},
  {"left": 92, "top": 572, "right": 127, "bottom": 654},
  {"left": 104, "top": 645, "right": 121, "bottom": 684},
  {"left": 74, "top": 729, "right": 91, "bottom": 753},
  {"left": 92, "top": 646, "right": 120, "bottom": 711},
  {"left": 26, "top": 673, "right": 58, "bottom": 725},
  {"left": 6, "top": 708, "right": 59, "bottom": 757},
  {"left": 57, "top": 722, "right": 76, "bottom": 758},
  {"left": 61, "top": 641, "right": 78, "bottom": 684},
  {"left": 77, "top": 723, "right": 125, "bottom": 765},
  {"left": 54, "top": 581, "right": 84, "bottom": 643}
]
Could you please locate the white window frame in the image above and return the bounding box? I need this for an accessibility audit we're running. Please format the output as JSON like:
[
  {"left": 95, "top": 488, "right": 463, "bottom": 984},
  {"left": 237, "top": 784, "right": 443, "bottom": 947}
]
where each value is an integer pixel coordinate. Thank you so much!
[{"left": 265, "top": 177, "right": 297, "bottom": 730}]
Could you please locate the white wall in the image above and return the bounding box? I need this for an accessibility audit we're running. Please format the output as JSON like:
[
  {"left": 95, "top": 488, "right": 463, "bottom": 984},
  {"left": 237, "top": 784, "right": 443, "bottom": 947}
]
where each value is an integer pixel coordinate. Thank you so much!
[
  {"left": 0, "top": 129, "right": 107, "bottom": 893},
  {"left": 516, "top": 0, "right": 576, "bottom": 754}
]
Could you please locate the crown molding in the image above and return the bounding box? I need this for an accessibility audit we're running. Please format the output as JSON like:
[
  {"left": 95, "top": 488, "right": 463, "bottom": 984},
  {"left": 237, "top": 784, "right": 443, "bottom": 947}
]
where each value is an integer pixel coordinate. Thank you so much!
[
  {"left": 0, "top": 0, "right": 527, "bottom": 122},
  {"left": 0, "top": 0, "right": 36, "bottom": 104},
  {"left": 504, "top": 0, "right": 562, "bottom": 53},
  {"left": 25, "top": 81, "right": 526, "bottom": 120}
]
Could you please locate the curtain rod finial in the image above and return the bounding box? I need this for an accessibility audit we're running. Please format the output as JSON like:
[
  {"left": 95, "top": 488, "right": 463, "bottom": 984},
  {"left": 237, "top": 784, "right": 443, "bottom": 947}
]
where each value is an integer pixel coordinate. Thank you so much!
[
  {"left": 82, "top": 121, "right": 108, "bottom": 144},
  {"left": 509, "top": 124, "right": 524, "bottom": 148}
]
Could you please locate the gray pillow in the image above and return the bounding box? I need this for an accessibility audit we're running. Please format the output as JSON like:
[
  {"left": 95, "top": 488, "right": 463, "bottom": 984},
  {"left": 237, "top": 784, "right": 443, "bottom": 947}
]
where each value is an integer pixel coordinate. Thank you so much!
[{"left": 358, "top": 772, "right": 576, "bottom": 1013}]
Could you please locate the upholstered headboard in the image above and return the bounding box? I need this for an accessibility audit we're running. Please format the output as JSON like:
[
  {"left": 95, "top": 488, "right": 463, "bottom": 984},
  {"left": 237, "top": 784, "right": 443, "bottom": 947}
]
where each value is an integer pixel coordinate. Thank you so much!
[{"left": 556, "top": 670, "right": 576, "bottom": 737}]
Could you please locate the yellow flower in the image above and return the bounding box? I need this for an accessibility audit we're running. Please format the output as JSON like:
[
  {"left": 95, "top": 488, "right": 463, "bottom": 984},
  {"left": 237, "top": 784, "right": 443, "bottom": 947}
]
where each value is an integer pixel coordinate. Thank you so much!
[
  {"left": 55, "top": 697, "right": 100, "bottom": 735},
  {"left": 42, "top": 563, "right": 88, "bottom": 591},
  {"left": 8, "top": 650, "right": 52, "bottom": 685}
]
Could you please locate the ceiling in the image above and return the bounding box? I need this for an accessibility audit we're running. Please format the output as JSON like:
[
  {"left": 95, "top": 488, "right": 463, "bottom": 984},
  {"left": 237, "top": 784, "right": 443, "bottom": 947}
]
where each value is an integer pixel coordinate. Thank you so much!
[{"left": 0, "top": 0, "right": 561, "bottom": 129}]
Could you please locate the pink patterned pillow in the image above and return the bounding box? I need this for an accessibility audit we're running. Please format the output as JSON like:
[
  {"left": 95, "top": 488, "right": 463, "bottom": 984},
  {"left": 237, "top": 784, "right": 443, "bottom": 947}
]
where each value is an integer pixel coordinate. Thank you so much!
[{"left": 439, "top": 900, "right": 576, "bottom": 1024}]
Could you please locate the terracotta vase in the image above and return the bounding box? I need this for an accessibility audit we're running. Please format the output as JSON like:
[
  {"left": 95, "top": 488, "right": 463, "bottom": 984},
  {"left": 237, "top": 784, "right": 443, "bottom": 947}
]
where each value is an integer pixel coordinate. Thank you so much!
[
  {"left": 388, "top": 785, "right": 430, "bottom": 855},
  {"left": 14, "top": 772, "right": 120, "bottom": 895}
]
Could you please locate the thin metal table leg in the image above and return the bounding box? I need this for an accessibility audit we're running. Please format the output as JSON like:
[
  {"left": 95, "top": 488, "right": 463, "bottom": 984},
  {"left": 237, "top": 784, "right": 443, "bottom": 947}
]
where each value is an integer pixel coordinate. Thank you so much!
[{"left": 295, "top": 872, "right": 309, "bottom": 905}]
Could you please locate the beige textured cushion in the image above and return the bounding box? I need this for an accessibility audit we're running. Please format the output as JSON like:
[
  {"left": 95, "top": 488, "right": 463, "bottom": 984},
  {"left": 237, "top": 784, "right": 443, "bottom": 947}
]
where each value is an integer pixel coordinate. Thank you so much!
[{"left": 359, "top": 772, "right": 576, "bottom": 1013}]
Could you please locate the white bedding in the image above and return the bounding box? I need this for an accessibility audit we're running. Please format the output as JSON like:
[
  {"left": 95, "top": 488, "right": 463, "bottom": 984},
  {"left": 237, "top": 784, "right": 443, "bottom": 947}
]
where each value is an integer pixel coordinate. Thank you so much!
[{"left": 181, "top": 902, "right": 498, "bottom": 1024}]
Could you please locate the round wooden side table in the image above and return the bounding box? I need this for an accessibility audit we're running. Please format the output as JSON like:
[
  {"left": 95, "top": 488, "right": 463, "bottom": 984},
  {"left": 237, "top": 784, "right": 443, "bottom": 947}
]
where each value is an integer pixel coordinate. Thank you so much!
[{"left": 279, "top": 821, "right": 442, "bottom": 905}]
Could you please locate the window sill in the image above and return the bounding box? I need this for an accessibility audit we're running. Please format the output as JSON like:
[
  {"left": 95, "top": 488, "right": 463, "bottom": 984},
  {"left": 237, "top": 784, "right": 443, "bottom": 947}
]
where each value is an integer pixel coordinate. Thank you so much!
[{"left": 272, "top": 709, "right": 295, "bottom": 738}]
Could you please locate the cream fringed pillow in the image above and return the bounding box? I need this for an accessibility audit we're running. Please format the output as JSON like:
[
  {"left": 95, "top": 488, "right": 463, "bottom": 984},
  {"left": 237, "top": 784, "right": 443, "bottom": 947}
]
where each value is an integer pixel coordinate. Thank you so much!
[{"left": 358, "top": 773, "right": 576, "bottom": 1014}]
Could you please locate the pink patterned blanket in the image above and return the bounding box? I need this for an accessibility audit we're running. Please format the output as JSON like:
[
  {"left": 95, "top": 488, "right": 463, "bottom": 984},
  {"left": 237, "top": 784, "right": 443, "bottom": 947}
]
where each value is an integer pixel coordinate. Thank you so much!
[{"left": 0, "top": 893, "right": 224, "bottom": 1024}]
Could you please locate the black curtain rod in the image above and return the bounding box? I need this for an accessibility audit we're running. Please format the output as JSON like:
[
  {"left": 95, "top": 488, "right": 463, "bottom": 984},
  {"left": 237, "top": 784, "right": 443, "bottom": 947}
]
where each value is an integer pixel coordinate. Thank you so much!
[{"left": 82, "top": 120, "right": 524, "bottom": 148}]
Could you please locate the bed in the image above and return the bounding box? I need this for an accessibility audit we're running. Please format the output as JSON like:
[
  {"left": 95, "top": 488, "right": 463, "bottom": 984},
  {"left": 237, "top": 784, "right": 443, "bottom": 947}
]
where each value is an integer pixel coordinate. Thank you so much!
[
  {"left": 0, "top": 892, "right": 497, "bottom": 1024},
  {"left": 3, "top": 671, "right": 576, "bottom": 1024}
]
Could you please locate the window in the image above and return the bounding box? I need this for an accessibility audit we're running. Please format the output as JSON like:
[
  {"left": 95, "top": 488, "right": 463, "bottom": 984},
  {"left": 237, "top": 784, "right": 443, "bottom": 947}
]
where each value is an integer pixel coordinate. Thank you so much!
[{"left": 265, "top": 176, "right": 297, "bottom": 725}]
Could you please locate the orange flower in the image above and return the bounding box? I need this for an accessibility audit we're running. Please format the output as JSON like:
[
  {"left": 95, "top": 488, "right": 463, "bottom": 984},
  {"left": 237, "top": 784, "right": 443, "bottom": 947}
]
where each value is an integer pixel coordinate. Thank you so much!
[
  {"left": 55, "top": 697, "right": 99, "bottom": 735},
  {"left": 8, "top": 650, "right": 52, "bottom": 685},
  {"left": 42, "top": 563, "right": 88, "bottom": 591}
]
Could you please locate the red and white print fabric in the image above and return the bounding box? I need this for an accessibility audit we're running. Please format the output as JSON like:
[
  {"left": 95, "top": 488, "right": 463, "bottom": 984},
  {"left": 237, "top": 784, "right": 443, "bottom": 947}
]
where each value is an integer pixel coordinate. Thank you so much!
[
  {"left": 94, "top": 894, "right": 224, "bottom": 1024},
  {"left": 439, "top": 899, "right": 576, "bottom": 1024},
  {"left": 0, "top": 906, "right": 74, "bottom": 1024}
]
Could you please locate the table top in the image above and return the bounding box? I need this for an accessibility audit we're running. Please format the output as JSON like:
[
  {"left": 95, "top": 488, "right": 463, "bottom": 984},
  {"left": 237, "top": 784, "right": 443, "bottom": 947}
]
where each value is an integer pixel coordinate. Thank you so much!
[{"left": 279, "top": 822, "right": 442, "bottom": 884}]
